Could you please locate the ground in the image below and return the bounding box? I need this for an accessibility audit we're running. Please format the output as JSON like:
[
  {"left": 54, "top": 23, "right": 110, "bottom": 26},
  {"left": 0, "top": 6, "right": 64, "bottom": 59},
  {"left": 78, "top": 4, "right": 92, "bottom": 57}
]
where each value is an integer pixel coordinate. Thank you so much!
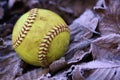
[{"left": 0, "top": 0, "right": 120, "bottom": 80}]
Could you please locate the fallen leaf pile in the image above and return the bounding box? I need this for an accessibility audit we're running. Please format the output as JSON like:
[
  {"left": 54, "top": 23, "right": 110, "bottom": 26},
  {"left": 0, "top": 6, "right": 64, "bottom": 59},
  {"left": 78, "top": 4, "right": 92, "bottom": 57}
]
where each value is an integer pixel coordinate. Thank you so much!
[{"left": 0, "top": 0, "right": 120, "bottom": 80}]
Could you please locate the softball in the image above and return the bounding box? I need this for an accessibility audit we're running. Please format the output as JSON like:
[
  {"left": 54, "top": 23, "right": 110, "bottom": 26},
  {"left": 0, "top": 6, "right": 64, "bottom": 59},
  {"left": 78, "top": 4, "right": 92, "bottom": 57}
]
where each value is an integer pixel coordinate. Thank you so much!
[{"left": 12, "top": 8, "right": 70, "bottom": 67}]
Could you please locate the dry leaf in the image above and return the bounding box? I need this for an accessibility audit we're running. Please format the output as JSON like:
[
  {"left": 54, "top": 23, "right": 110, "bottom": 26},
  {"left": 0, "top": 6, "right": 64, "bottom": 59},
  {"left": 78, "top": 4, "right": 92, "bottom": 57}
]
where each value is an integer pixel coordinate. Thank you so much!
[
  {"left": 65, "top": 9, "right": 98, "bottom": 63},
  {"left": 66, "top": 50, "right": 91, "bottom": 64},
  {"left": 15, "top": 68, "right": 49, "bottom": 80},
  {"left": 66, "top": 65, "right": 84, "bottom": 80},
  {"left": 0, "top": 36, "right": 22, "bottom": 80},
  {"left": 36, "top": 74, "right": 52, "bottom": 80},
  {"left": 0, "top": 23, "right": 13, "bottom": 37},
  {"left": 58, "top": 6, "right": 73, "bottom": 14},
  {"left": 70, "top": 9, "right": 99, "bottom": 42},
  {"left": 74, "top": 9, "right": 99, "bottom": 34},
  {"left": 36, "top": 70, "right": 67, "bottom": 80},
  {"left": 8, "top": 0, "right": 16, "bottom": 8},
  {"left": 72, "top": 67, "right": 84, "bottom": 80},
  {"left": 0, "top": 6, "right": 4, "bottom": 20},
  {"left": 49, "top": 58, "right": 67, "bottom": 74},
  {"left": 94, "top": 0, "right": 107, "bottom": 10},
  {"left": 2, "top": 0, "right": 120, "bottom": 80},
  {"left": 98, "top": 0, "right": 120, "bottom": 36},
  {"left": 25, "top": 0, "right": 39, "bottom": 8},
  {"left": 91, "top": 34, "right": 120, "bottom": 60},
  {"left": 76, "top": 60, "right": 120, "bottom": 80}
]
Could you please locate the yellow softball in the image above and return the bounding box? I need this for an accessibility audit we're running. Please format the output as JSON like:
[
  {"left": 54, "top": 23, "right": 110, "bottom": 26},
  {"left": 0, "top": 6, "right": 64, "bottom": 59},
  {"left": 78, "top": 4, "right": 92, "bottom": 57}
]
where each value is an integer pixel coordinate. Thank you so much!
[{"left": 12, "top": 8, "right": 70, "bottom": 67}]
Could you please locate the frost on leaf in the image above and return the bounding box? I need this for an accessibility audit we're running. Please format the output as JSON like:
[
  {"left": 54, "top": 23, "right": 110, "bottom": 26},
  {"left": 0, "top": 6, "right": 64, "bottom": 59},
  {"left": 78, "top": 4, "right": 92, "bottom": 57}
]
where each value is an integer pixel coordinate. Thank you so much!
[
  {"left": 98, "top": 0, "right": 120, "bottom": 36},
  {"left": 91, "top": 34, "right": 120, "bottom": 60},
  {"left": 65, "top": 9, "right": 98, "bottom": 62},
  {"left": 73, "top": 60, "right": 120, "bottom": 80},
  {"left": 0, "top": 36, "right": 22, "bottom": 80},
  {"left": 2, "top": 0, "right": 120, "bottom": 80},
  {"left": 66, "top": 0, "right": 120, "bottom": 80},
  {"left": 15, "top": 68, "right": 49, "bottom": 80},
  {"left": 94, "top": 0, "right": 107, "bottom": 10}
]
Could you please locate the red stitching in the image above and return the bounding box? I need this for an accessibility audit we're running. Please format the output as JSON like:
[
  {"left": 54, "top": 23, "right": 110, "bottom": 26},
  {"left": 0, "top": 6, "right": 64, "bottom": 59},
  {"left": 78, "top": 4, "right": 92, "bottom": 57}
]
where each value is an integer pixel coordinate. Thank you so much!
[
  {"left": 38, "top": 24, "right": 70, "bottom": 66},
  {"left": 13, "top": 8, "right": 38, "bottom": 48}
]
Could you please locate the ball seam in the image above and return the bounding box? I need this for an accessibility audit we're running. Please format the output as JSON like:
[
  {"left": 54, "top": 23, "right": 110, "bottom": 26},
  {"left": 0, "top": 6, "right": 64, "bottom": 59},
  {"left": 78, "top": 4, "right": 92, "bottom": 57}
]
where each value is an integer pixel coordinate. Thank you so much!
[
  {"left": 38, "top": 24, "right": 70, "bottom": 67},
  {"left": 13, "top": 8, "right": 38, "bottom": 48}
]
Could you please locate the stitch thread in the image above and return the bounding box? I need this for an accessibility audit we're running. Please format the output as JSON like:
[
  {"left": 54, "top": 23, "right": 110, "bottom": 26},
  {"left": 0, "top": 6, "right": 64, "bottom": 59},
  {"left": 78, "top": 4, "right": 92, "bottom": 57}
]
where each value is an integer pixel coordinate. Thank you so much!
[
  {"left": 38, "top": 24, "right": 70, "bottom": 66},
  {"left": 13, "top": 8, "right": 38, "bottom": 48}
]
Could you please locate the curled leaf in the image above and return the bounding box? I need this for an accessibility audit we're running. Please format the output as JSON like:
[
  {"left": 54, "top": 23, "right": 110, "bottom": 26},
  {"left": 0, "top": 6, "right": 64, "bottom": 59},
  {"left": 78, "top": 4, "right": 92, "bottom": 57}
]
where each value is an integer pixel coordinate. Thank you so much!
[
  {"left": 49, "top": 58, "right": 67, "bottom": 74},
  {"left": 94, "top": 0, "right": 107, "bottom": 10},
  {"left": 73, "top": 9, "right": 99, "bottom": 34},
  {"left": 66, "top": 9, "right": 98, "bottom": 63}
]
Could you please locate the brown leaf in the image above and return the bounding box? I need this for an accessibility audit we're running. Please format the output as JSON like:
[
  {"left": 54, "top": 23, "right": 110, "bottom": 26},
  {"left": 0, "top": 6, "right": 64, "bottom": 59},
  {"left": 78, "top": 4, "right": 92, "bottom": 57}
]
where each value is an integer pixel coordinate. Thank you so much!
[
  {"left": 36, "top": 75, "right": 52, "bottom": 80},
  {"left": 91, "top": 34, "right": 120, "bottom": 60},
  {"left": 97, "top": 0, "right": 120, "bottom": 36},
  {"left": 65, "top": 9, "right": 98, "bottom": 62},
  {"left": 24, "top": 0, "right": 40, "bottom": 8},
  {"left": 58, "top": 6, "right": 73, "bottom": 14},
  {"left": 94, "top": 0, "right": 107, "bottom": 10},
  {"left": 49, "top": 58, "right": 67, "bottom": 74},
  {"left": 48, "top": 0, "right": 97, "bottom": 24},
  {"left": 75, "top": 60, "right": 120, "bottom": 80},
  {"left": 8, "top": 0, "right": 16, "bottom": 8},
  {"left": 0, "top": 6, "right": 4, "bottom": 20},
  {"left": 66, "top": 50, "right": 91, "bottom": 64},
  {"left": 0, "top": 56, "right": 21, "bottom": 80},
  {"left": 72, "top": 67, "right": 84, "bottom": 80},
  {"left": 66, "top": 65, "right": 84, "bottom": 80},
  {"left": 0, "top": 36, "right": 22, "bottom": 80},
  {"left": 0, "top": 38, "right": 4, "bottom": 47},
  {"left": 0, "top": 23, "right": 13, "bottom": 37},
  {"left": 37, "top": 72, "right": 67, "bottom": 80},
  {"left": 70, "top": 9, "right": 99, "bottom": 42},
  {"left": 15, "top": 68, "right": 49, "bottom": 80},
  {"left": 74, "top": 9, "right": 99, "bottom": 34}
]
